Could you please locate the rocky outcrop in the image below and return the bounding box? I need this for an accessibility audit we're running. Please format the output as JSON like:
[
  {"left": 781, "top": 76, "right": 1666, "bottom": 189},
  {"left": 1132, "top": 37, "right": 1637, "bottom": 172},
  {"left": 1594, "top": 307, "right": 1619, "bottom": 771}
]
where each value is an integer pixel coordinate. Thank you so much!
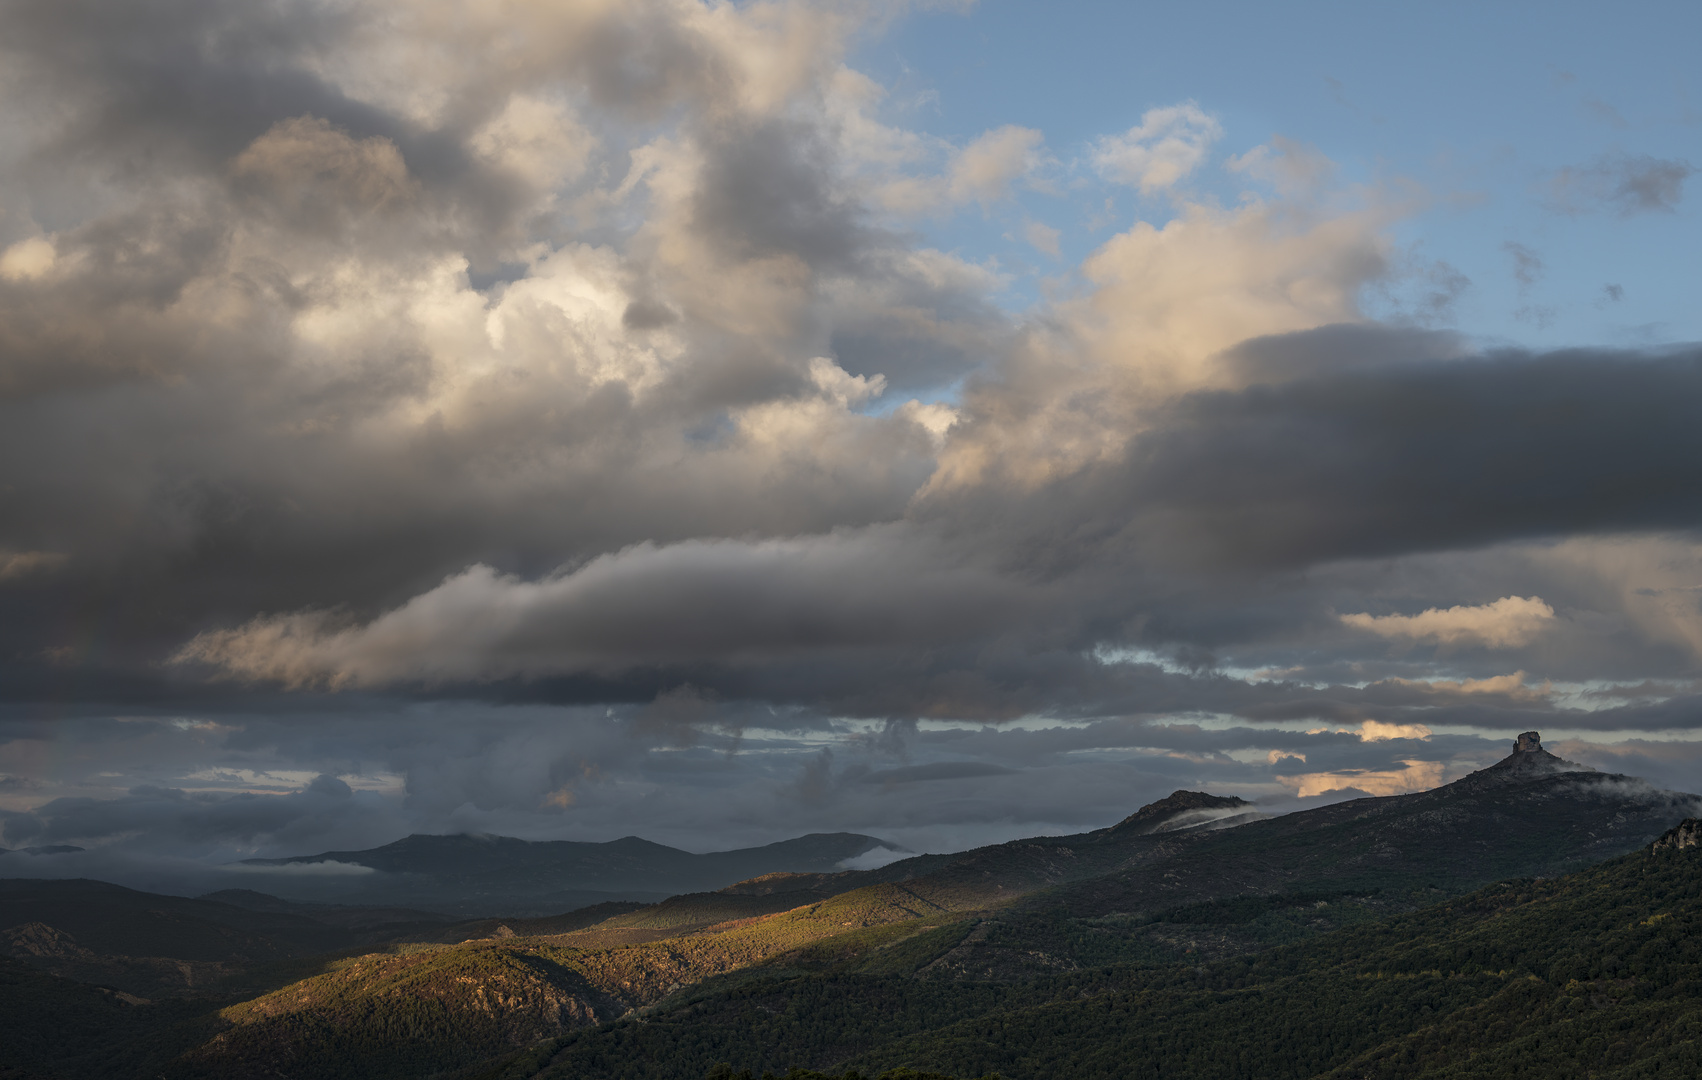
[
  {"left": 1652, "top": 818, "right": 1701, "bottom": 853},
  {"left": 1474, "top": 731, "right": 1593, "bottom": 780}
]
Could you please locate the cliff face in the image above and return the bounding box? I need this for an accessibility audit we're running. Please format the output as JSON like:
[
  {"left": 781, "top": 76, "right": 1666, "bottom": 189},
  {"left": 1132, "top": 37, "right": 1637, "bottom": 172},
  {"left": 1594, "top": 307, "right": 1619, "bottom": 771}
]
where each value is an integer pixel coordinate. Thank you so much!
[{"left": 1653, "top": 819, "right": 1702, "bottom": 853}]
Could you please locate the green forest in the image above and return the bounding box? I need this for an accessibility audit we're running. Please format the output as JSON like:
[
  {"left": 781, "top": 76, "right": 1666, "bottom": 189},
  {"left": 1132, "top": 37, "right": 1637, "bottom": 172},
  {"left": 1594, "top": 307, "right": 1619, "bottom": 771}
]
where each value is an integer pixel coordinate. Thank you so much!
[{"left": 473, "top": 838, "right": 1702, "bottom": 1080}]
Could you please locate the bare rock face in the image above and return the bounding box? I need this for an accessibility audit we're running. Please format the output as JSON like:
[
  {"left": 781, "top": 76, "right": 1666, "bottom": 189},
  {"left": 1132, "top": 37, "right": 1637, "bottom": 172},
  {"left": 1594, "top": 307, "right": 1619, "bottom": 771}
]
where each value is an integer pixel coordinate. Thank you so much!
[
  {"left": 1653, "top": 819, "right": 1702, "bottom": 853},
  {"left": 1515, "top": 731, "right": 1543, "bottom": 753}
]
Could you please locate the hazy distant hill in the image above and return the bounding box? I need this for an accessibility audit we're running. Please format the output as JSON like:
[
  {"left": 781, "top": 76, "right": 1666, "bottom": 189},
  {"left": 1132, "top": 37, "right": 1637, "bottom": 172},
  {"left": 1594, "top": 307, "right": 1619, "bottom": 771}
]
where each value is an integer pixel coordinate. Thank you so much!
[{"left": 233, "top": 831, "right": 906, "bottom": 916}]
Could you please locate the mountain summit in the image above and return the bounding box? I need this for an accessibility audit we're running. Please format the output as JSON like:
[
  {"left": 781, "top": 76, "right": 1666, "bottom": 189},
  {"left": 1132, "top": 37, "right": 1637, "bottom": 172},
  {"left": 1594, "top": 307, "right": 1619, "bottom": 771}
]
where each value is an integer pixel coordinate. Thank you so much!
[
  {"left": 1451, "top": 729, "right": 1597, "bottom": 794},
  {"left": 1488, "top": 729, "right": 1591, "bottom": 775}
]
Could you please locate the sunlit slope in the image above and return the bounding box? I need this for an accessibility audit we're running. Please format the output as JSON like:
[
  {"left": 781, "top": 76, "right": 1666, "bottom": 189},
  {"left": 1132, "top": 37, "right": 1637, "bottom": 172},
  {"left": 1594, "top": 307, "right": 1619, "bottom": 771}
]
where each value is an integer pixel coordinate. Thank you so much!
[
  {"left": 494, "top": 820, "right": 1702, "bottom": 1080},
  {"left": 182, "top": 806, "right": 1199, "bottom": 1075},
  {"left": 153, "top": 768, "right": 1702, "bottom": 1080},
  {"left": 171, "top": 877, "right": 1013, "bottom": 1079},
  {"left": 166, "top": 944, "right": 614, "bottom": 1080}
]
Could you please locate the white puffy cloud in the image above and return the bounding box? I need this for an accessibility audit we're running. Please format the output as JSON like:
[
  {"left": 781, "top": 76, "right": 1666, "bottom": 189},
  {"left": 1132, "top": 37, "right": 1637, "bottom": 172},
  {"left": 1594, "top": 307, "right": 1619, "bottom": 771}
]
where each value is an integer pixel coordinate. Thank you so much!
[{"left": 924, "top": 182, "right": 1398, "bottom": 492}]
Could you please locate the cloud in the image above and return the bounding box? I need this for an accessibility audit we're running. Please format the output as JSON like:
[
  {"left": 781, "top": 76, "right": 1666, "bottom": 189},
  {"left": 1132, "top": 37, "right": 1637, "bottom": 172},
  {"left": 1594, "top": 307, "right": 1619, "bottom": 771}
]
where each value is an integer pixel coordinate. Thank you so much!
[
  {"left": 0, "top": 0, "right": 1700, "bottom": 869},
  {"left": 0, "top": 238, "right": 58, "bottom": 282},
  {"left": 1224, "top": 136, "right": 1337, "bottom": 198},
  {"left": 1085, "top": 345, "right": 1702, "bottom": 568},
  {"left": 228, "top": 858, "right": 376, "bottom": 876},
  {"left": 0, "top": 550, "right": 68, "bottom": 581},
  {"left": 857, "top": 762, "right": 1017, "bottom": 785},
  {"left": 877, "top": 124, "right": 1044, "bottom": 213},
  {"left": 1504, "top": 241, "right": 1543, "bottom": 288},
  {"left": 1024, "top": 220, "right": 1061, "bottom": 257},
  {"left": 1279, "top": 759, "right": 1449, "bottom": 798},
  {"left": 1092, "top": 102, "right": 1222, "bottom": 193},
  {"left": 948, "top": 125, "right": 1044, "bottom": 205},
  {"left": 230, "top": 115, "right": 420, "bottom": 230},
  {"left": 837, "top": 846, "right": 910, "bottom": 871},
  {"left": 1375, "top": 673, "right": 1546, "bottom": 704},
  {"left": 1, "top": 773, "right": 390, "bottom": 857},
  {"left": 1547, "top": 154, "right": 1695, "bottom": 216},
  {"left": 1341, "top": 596, "right": 1556, "bottom": 648},
  {"left": 173, "top": 528, "right": 1045, "bottom": 688},
  {"left": 1353, "top": 720, "right": 1434, "bottom": 741}
]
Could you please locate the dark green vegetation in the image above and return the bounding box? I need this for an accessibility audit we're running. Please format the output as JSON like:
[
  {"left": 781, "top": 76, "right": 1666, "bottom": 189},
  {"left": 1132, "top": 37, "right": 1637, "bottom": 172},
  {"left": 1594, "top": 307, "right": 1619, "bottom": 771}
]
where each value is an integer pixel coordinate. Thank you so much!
[
  {"left": 240, "top": 831, "right": 907, "bottom": 916},
  {"left": 0, "top": 879, "right": 448, "bottom": 996},
  {"left": 479, "top": 823, "right": 1702, "bottom": 1080},
  {"left": 4, "top": 743, "right": 1700, "bottom": 1080}
]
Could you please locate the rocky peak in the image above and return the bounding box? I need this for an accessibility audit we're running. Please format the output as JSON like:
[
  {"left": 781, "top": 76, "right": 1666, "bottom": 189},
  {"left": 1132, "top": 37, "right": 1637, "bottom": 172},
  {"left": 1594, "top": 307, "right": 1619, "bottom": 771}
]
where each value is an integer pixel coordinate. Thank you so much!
[
  {"left": 1653, "top": 819, "right": 1702, "bottom": 853},
  {"left": 1109, "top": 790, "right": 1258, "bottom": 836},
  {"left": 1482, "top": 730, "right": 1592, "bottom": 777},
  {"left": 1442, "top": 731, "right": 1597, "bottom": 794}
]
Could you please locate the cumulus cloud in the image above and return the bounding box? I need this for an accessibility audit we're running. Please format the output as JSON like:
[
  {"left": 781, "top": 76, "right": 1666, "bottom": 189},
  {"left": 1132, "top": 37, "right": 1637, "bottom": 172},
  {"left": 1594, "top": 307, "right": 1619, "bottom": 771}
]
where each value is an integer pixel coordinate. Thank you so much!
[
  {"left": 0, "top": 0, "right": 1698, "bottom": 867},
  {"left": 1092, "top": 102, "right": 1222, "bottom": 193}
]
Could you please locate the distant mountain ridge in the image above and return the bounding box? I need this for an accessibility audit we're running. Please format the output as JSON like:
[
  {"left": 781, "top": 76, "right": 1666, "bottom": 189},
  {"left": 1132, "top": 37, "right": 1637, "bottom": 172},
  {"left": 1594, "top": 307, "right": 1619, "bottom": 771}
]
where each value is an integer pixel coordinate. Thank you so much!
[
  {"left": 235, "top": 830, "right": 906, "bottom": 916},
  {"left": 3, "top": 732, "right": 1700, "bottom": 1080}
]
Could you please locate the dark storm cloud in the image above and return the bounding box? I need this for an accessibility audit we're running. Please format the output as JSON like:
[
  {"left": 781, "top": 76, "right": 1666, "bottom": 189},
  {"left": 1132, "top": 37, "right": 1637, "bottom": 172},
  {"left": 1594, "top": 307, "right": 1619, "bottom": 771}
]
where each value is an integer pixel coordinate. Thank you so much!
[{"left": 1110, "top": 342, "right": 1702, "bottom": 569}]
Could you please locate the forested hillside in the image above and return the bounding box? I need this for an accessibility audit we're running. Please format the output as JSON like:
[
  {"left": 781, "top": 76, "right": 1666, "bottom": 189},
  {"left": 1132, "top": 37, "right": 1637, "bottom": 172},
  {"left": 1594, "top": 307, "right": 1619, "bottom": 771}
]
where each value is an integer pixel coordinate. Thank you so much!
[
  {"left": 3, "top": 750, "right": 1699, "bottom": 1080},
  {"left": 488, "top": 819, "right": 1702, "bottom": 1080}
]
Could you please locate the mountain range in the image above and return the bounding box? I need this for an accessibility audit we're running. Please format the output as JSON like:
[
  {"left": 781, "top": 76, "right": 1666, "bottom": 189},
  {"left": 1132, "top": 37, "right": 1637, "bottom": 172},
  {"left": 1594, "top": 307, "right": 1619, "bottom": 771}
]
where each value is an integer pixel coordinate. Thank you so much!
[
  {"left": 2, "top": 732, "right": 1699, "bottom": 1080},
  {"left": 230, "top": 831, "right": 907, "bottom": 916}
]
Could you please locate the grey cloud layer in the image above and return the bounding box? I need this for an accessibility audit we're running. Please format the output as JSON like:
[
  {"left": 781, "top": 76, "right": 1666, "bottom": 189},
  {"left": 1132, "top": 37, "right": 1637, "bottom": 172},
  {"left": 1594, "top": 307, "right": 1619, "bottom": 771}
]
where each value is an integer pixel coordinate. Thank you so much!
[{"left": 1, "top": 0, "right": 1698, "bottom": 860}]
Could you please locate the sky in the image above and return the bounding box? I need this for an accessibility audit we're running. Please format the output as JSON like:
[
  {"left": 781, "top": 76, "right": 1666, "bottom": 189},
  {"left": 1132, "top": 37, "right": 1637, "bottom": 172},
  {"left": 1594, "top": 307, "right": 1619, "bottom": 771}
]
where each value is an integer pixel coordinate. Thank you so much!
[{"left": 1, "top": 0, "right": 1700, "bottom": 886}]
